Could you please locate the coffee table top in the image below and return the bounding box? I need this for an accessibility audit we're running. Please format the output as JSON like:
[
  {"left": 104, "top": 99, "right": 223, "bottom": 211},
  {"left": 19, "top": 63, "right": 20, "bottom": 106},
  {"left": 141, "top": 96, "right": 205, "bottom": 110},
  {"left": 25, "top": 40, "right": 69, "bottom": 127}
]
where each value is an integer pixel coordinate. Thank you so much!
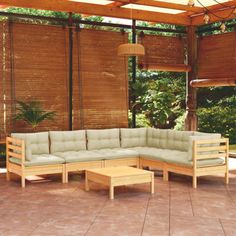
[{"left": 86, "top": 166, "right": 152, "bottom": 177}]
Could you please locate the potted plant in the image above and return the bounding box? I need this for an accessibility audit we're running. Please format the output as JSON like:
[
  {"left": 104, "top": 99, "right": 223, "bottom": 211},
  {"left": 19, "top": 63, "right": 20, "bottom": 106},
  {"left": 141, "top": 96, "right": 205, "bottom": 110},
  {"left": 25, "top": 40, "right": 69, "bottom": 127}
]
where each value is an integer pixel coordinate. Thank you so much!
[{"left": 13, "top": 100, "right": 56, "bottom": 132}]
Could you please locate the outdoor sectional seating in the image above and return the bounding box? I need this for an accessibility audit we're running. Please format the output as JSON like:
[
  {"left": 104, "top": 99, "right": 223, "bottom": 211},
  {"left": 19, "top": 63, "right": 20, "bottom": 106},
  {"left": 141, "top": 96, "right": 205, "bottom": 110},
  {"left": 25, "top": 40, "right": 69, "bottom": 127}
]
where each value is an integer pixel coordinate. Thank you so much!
[{"left": 6, "top": 128, "right": 229, "bottom": 188}]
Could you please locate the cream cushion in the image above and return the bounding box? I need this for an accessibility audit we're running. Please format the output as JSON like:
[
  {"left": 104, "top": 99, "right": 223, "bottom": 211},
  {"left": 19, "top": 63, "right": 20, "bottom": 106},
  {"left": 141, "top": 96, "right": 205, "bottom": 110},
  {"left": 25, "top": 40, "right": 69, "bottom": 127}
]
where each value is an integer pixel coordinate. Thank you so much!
[
  {"left": 55, "top": 148, "right": 138, "bottom": 163},
  {"left": 87, "top": 129, "right": 120, "bottom": 150},
  {"left": 188, "top": 133, "right": 221, "bottom": 161},
  {"left": 147, "top": 128, "right": 169, "bottom": 149},
  {"left": 129, "top": 147, "right": 224, "bottom": 167},
  {"left": 147, "top": 128, "right": 194, "bottom": 151},
  {"left": 11, "top": 132, "right": 49, "bottom": 161},
  {"left": 49, "top": 130, "right": 86, "bottom": 153},
  {"left": 167, "top": 130, "right": 194, "bottom": 151},
  {"left": 93, "top": 148, "right": 138, "bottom": 160},
  {"left": 54, "top": 150, "right": 105, "bottom": 163},
  {"left": 120, "top": 128, "right": 147, "bottom": 148},
  {"left": 10, "top": 154, "right": 64, "bottom": 167}
]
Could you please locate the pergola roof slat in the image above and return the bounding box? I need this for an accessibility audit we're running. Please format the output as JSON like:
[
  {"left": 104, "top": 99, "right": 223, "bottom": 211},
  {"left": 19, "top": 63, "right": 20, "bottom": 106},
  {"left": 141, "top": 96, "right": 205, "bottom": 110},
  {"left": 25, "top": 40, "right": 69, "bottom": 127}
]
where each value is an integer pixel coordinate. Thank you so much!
[
  {"left": 0, "top": 0, "right": 235, "bottom": 25},
  {"left": 0, "top": 0, "right": 191, "bottom": 25}
]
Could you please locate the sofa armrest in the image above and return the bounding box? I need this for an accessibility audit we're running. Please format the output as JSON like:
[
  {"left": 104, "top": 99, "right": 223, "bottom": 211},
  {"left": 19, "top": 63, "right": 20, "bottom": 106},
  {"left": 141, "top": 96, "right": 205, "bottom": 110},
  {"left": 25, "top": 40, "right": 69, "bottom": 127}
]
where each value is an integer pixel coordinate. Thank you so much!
[
  {"left": 192, "top": 138, "right": 229, "bottom": 168},
  {"left": 6, "top": 136, "right": 25, "bottom": 166}
]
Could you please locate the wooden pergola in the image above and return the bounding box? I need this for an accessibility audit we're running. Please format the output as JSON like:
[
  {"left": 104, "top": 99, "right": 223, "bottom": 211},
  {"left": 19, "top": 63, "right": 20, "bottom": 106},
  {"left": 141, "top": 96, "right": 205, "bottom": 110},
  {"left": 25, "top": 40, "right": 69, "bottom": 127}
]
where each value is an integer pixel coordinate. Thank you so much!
[
  {"left": 0, "top": 0, "right": 235, "bottom": 25},
  {"left": 0, "top": 0, "right": 235, "bottom": 132}
]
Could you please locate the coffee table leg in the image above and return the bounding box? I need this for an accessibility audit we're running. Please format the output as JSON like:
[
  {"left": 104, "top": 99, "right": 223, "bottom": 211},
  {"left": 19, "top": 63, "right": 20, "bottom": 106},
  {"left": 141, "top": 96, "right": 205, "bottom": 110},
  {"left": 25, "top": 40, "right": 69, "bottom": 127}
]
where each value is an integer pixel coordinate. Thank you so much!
[
  {"left": 85, "top": 172, "right": 89, "bottom": 191},
  {"left": 150, "top": 173, "right": 154, "bottom": 194},
  {"left": 109, "top": 185, "right": 114, "bottom": 200}
]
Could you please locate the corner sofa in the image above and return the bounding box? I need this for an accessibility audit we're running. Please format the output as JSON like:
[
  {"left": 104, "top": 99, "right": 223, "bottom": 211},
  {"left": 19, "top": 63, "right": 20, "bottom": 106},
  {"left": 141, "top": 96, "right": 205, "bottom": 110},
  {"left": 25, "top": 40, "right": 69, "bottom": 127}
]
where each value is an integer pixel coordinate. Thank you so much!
[{"left": 6, "top": 128, "right": 229, "bottom": 188}]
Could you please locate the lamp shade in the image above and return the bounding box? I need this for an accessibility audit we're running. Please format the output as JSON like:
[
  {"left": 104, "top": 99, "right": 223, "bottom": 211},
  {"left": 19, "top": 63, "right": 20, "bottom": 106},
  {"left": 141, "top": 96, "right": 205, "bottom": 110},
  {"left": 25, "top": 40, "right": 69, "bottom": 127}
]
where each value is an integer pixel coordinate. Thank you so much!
[{"left": 117, "top": 43, "right": 145, "bottom": 56}]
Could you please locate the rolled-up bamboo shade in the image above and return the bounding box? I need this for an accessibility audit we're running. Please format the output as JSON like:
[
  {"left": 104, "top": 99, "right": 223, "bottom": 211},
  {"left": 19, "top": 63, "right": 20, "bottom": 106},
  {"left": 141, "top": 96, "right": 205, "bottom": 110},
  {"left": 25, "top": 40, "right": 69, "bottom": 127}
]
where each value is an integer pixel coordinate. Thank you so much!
[
  {"left": 117, "top": 43, "right": 145, "bottom": 56},
  {"left": 138, "top": 34, "right": 188, "bottom": 72},
  {"left": 198, "top": 32, "right": 236, "bottom": 79}
]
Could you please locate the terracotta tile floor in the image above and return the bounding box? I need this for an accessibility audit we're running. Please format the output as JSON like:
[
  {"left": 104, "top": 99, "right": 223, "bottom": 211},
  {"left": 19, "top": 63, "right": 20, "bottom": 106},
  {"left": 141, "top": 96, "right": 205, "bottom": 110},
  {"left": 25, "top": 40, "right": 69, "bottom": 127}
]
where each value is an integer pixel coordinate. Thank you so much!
[{"left": 0, "top": 165, "right": 236, "bottom": 236}]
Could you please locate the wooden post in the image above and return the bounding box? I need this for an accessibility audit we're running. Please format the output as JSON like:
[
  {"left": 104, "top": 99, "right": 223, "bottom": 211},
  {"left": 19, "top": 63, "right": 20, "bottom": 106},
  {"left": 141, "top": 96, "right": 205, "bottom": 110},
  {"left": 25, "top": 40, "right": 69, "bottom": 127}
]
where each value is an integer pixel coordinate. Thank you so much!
[
  {"left": 68, "top": 12, "right": 73, "bottom": 130},
  {"left": 185, "top": 25, "right": 197, "bottom": 131},
  {"left": 132, "top": 19, "right": 137, "bottom": 128}
]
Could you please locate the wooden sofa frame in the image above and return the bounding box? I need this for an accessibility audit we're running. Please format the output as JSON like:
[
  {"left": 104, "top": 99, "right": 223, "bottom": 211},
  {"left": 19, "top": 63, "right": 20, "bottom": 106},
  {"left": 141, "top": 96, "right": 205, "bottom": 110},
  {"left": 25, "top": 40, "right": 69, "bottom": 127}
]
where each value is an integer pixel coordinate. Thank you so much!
[
  {"left": 140, "top": 138, "right": 229, "bottom": 188},
  {"left": 6, "top": 137, "right": 229, "bottom": 188},
  {"left": 6, "top": 137, "right": 66, "bottom": 188}
]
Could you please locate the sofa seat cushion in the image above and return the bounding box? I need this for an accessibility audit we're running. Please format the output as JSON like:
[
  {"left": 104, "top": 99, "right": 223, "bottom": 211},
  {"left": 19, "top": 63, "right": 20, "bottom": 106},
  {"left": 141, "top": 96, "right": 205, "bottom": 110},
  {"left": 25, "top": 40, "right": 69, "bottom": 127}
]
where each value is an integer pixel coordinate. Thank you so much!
[
  {"left": 128, "top": 147, "right": 166, "bottom": 161},
  {"left": 54, "top": 151, "right": 105, "bottom": 163},
  {"left": 10, "top": 154, "right": 64, "bottom": 167},
  {"left": 93, "top": 148, "right": 139, "bottom": 160},
  {"left": 87, "top": 129, "right": 120, "bottom": 150},
  {"left": 54, "top": 148, "right": 139, "bottom": 163},
  {"left": 163, "top": 154, "right": 224, "bottom": 167},
  {"left": 49, "top": 130, "right": 86, "bottom": 153}
]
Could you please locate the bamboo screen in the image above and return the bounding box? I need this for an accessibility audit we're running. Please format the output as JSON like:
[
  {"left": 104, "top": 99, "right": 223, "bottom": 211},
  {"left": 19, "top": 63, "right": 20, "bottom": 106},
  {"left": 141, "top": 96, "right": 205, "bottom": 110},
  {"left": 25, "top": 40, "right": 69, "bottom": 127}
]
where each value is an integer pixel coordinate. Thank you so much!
[
  {"left": 9, "top": 23, "right": 69, "bottom": 132},
  {"left": 138, "top": 34, "right": 186, "bottom": 70},
  {"left": 73, "top": 29, "right": 129, "bottom": 129},
  {"left": 0, "top": 22, "right": 3, "bottom": 135},
  {"left": 198, "top": 32, "right": 236, "bottom": 79},
  {"left": 0, "top": 21, "right": 11, "bottom": 136}
]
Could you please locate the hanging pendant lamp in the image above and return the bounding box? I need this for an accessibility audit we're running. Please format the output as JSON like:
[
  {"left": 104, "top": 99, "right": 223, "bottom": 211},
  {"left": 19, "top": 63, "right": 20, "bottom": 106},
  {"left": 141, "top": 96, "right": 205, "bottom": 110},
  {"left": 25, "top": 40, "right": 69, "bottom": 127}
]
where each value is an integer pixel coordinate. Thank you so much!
[
  {"left": 117, "top": 5, "right": 145, "bottom": 57},
  {"left": 117, "top": 43, "right": 145, "bottom": 56}
]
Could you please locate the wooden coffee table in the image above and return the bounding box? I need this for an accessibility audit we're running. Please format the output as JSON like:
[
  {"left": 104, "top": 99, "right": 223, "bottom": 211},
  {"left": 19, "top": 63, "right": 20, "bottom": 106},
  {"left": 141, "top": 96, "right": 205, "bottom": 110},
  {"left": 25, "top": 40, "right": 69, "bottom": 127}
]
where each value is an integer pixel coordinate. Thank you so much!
[{"left": 85, "top": 166, "right": 154, "bottom": 199}]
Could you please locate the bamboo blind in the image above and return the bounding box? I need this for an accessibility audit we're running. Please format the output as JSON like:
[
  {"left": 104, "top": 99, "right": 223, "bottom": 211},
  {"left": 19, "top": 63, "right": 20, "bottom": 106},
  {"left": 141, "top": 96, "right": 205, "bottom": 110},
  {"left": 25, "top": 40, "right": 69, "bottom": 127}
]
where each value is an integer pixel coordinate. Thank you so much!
[
  {"left": 0, "top": 21, "right": 11, "bottom": 136},
  {"left": 0, "top": 22, "right": 3, "bottom": 135},
  {"left": 10, "top": 23, "right": 69, "bottom": 132},
  {"left": 198, "top": 32, "right": 236, "bottom": 79},
  {"left": 73, "top": 29, "right": 129, "bottom": 129},
  {"left": 138, "top": 34, "right": 186, "bottom": 71}
]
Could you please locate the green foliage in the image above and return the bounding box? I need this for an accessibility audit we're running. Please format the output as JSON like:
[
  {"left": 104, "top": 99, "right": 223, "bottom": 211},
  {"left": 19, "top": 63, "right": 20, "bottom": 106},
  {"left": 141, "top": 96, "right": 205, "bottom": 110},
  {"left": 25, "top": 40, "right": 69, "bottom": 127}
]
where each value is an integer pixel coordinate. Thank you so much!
[
  {"left": 128, "top": 112, "right": 150, "bottom": 128},
  {"left": 13, "top": 100, "right": 56, "bottom": 130},
  {"left": 6, "top": 7, "right": 70, "bottom": 18},
  {"left": 197, "top": 94, "right": 236, "bottom": 144},
  {"left": 130, "top": 70, "right": 186, "bottom": 129}
]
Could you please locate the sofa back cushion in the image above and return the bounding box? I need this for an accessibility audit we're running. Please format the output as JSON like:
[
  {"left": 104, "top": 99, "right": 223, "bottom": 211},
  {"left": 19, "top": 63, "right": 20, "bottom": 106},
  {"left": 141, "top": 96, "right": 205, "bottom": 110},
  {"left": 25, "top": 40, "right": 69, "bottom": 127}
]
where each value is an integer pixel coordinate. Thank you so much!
[
  {"left": 120, "top": 128, "right": 147, "bottom": 148},
  {"left": 11, "top": 132, "right": 49, "bottom": 161},
  {"left": 167, "top": 130, "right": 194, "bottom": 152},
  {"left": 147, "top": 128, "right": 169, "bottom": 149},
  {"left": 147, "top": 128, "right": 194, "bottom": 152},
  {"left": 188, "top": 132, "right": 221, "bottom": 161},
  {"left": 87, "top": 129, "right": 120, "bottom": 150},
  {"left": 49, "top": 130, "right": 86, "bottom": 153}
]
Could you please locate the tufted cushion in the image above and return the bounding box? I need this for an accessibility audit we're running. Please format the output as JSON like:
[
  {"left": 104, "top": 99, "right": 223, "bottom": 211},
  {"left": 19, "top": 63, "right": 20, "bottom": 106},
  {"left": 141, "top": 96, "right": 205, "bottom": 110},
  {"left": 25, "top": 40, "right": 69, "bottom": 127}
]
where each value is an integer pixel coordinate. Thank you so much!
[
  {"left": 188, "top": 133, "right": 221, "bottom": 161},
  {"left": 10, "top": 154, "right": 64, "bottom": 166},
  {"left": 87, "top": 129, "right": 120, "bottom": 150},
  {"left": 167, "top": 130, "right": 194, "bottom": 151},
  {"left": 55, "top": 148, "right": 139, "bottom": 163},
  {"left": 147, "top": 128, "right": 169, "bottom": 149},
  {"left": 54, "top": 150, "right": 105, "bottom": 163},
  {"left": 147, "top": 128, "right": 194, "bottom": 152},
  {"left": 49, "top": 130, "right": 86, "bottom": 153},
  {"left": 120, "top": 128, "right": 147, "bottom": 148},
  {"left": 11, "top": 132, "right": 49, "bottom": 161},
  {"left": 93, "top": 148, "right": 139, "bottom": 160}
]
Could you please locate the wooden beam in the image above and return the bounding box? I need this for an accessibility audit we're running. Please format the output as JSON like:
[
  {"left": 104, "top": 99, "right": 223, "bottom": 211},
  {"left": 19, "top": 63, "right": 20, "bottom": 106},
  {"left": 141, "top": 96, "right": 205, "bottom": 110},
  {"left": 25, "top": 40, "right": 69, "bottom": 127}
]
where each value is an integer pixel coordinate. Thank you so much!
[
  {"left": 178, "top": 0, "right": 236, "bottom": 17},
  {"left": 109, "top": 0, "right": 202, "bottom": 12},
  {"left": 191, "top": 7, "right": 236, "bottom": 25},
  {"left": 0, "top": 0, "right": 191, "bottom": 25},
  {"left": 191, "top": 79, "right": 236, "bottom": 87}
]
